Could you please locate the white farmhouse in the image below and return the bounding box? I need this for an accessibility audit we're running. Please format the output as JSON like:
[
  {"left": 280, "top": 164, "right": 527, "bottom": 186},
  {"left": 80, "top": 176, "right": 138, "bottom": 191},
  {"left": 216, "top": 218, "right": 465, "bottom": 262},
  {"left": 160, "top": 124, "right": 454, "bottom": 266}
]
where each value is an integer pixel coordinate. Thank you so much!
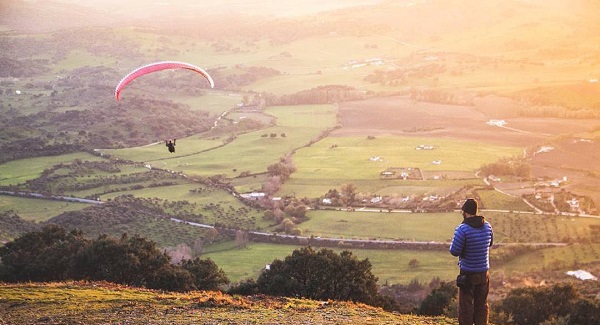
[{"left": 487, "top": 119, "right": 507, "bottom": 126}]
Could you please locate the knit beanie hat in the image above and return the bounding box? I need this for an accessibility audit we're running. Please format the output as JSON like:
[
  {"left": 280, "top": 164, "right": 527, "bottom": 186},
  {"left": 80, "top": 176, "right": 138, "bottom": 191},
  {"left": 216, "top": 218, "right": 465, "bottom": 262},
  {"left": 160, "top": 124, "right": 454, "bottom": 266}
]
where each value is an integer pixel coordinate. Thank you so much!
[{"left": 461, "top": 198, "right": 478, "bottom": 215}]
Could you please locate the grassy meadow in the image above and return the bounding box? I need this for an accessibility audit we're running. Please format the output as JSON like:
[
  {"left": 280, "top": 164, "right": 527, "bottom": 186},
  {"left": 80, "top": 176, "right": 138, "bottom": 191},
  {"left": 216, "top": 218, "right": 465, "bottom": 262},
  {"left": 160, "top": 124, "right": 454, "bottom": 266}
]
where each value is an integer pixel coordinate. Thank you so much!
[
  {"left": 300, "top": 210, "right": 459, "bottom": 241},
  {"left": 0, "top": 196, "right": 89, "bottom": 223},
  {"left": 279, "top": 135, "right": 521, "bottom": 198},
  {"left": 279, "top": 177, "right": 485, "bottom": 199},
  {"left": 0, "top": 152, "right": 103, "bottom": 187},
  {"left": 475, "top": 189, "right": 534, "bottom": 212},
  {"left": 203, "top": 241, "right": 457, "bottom": 285},
  {"left": 291, "top": 136, "right": 522, "bottom": 180}
]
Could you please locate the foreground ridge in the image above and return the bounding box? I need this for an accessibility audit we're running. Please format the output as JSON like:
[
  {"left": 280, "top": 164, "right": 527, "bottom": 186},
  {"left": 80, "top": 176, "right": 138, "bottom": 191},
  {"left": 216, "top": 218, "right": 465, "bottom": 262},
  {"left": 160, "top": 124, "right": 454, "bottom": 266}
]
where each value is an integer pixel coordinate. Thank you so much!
[{"left": 0, "top": 281, "right": 458, "bottom": 324}]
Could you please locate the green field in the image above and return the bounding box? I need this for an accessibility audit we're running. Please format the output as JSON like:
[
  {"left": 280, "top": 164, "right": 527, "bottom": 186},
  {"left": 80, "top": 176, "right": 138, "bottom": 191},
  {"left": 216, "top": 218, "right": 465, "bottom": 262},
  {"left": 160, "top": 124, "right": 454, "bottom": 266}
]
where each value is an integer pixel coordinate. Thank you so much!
[
  {"left": 476, "top": 189, "right": 533, "bottom": 212},
  {"left": 278, "top": 135, "right": 521, "bottom": 198},
  {"left": 100, "top": 104, "right": 338, "bottom": 177},
  {"left": 0, "top": 196, "right": 90, "bottom": 223},
  {"left": 298, "top": 209, "right": 600, "bottom": 246},
  {"left": 291, "top": 136, "right": 522, "bottom": 181},
  {"left": 280, "top": 177, "right": 485, "bottom": 199},
  {"left": 203, "top": 242, "right": 457, "bottom": 285},
  {"left": 0, "top": 152, "right": 103, "bottom": 186},
  {"left": 171, "top": 91, "right": 242, "bottom": 115},
  {"left": 487, "top": 212, "right": 600, "bottom": 244},
  {"left": 301, "top": 210, "right": 460, "bottom": 241}
]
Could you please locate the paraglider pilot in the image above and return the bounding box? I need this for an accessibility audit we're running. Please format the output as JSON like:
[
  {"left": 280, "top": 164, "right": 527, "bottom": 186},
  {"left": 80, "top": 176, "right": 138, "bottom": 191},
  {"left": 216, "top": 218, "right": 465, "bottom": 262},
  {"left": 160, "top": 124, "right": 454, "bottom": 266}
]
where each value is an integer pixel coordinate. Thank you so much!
[{"left": 166, "top": 139, "right": 176, "bottom": 153}]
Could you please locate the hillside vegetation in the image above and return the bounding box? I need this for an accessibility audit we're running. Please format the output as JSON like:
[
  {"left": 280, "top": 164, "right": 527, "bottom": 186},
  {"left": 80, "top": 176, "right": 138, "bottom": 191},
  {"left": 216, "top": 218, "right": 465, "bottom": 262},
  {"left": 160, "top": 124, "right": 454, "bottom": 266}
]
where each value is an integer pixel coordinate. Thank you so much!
[{"left": 0, "top": 282, "right": 457, "bottom": 325}]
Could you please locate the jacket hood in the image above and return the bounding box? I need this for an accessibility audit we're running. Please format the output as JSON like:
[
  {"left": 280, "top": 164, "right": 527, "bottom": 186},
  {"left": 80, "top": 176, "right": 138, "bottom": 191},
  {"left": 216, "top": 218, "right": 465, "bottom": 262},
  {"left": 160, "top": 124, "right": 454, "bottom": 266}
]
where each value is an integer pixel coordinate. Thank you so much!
[{"left": 463, "top": 215, "right": 485, "bottom": 228}]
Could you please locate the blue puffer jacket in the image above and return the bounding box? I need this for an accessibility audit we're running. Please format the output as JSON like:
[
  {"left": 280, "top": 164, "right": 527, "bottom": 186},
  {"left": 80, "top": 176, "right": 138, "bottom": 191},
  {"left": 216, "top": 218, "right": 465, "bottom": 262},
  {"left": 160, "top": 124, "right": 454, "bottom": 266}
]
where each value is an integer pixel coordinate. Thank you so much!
[{"left": 450, "top": 216, "right": 493, "bottom": 273}]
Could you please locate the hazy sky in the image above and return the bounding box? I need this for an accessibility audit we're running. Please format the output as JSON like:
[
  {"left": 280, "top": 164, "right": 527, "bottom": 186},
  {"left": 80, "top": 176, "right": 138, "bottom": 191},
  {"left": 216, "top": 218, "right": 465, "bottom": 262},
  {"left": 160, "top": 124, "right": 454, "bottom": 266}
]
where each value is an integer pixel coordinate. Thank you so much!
[{"left": 53, "top": 0, "right": 385, "bottom": 18}]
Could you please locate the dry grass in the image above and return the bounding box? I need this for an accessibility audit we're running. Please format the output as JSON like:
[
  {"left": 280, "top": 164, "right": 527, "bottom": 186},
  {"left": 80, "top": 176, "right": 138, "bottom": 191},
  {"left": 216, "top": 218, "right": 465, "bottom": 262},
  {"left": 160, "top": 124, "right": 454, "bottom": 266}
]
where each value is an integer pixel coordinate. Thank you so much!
[{"left": 0, "top": 281, "right": 458, "bottom": 324}]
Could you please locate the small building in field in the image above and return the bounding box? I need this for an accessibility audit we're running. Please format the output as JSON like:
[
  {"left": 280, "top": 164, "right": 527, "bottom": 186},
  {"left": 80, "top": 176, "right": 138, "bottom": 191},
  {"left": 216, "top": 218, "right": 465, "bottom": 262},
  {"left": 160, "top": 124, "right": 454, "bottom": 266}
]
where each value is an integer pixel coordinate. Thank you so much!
[
  {"left": 240, "top": 192, "right": 266, "bottom": 200},
  {"left": 487, "top": 119, "right": 507, "bottom": 126}
]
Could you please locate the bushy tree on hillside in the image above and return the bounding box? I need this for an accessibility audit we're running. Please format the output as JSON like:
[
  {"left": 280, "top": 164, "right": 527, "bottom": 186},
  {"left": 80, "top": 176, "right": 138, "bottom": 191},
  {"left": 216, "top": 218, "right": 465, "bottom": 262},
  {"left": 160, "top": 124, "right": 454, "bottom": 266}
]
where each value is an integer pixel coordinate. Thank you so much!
[
  {"left": 70, "top": 233, "right": 170, "bottom": 286},
  {"left": 146, "top": 264, "right": 195, "bottom": 292},
  {"left": 181, "top": 258, "right": 230, "bottom": 291},
  {"left": 0, "top": 211, "right": 41, "bottom": 242},
  {"left": 0, "top": 224, "right": 87, "bottom": 282},
  {"left": 256, "top": 247, "right": 387, "bottom": 307},
  {"left": 0, "top": 226, "right": 229, "bottom": 293},
  {"left": 417, "top": 281, "right": 456, "bottom": 316},
  {"left": 480, "top": 157, "right": 531, "bottom": 179},
  {"left": 494, "top": 283, "right": 600, "bottom": 325}
]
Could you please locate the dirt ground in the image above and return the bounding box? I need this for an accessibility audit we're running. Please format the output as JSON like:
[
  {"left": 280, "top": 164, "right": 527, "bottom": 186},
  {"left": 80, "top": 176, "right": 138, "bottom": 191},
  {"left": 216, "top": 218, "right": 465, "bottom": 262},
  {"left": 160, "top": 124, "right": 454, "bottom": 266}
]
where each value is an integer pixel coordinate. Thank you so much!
[{"left": 335, "top": 96, "right": 600, "bottom": 206}]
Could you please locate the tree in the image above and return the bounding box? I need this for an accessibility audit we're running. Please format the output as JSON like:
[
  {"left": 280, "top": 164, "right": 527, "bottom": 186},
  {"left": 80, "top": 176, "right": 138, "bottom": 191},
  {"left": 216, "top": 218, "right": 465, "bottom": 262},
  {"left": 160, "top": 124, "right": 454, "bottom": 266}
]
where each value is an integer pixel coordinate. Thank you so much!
[
  {"left": 256, "top": 247, "right": 384, "bottom": 307},
  {"left": 0, "top": 224, "right": 88, "bottom": 282},
  {"left": 284, "top": 203, "right": 307, "bottom": 220},
  {"left": 228, "top": 278, "right": 259, "bottom": 295},
  {"left": 164, "top": 243, "right": 193, "bottom": 264},
  {"left": 263, "top": 210, "right": 276, "bottom": 221},
  {"left": 495, "top": 283, "right": 580, "bottom": 325},
  {"left": 408, "top": 258, "right": 420, "bottom": 269},
  {"left": 568, "top": 298, "right": 600, "bottom": 325},
  {"left": 0, "top": 227, "right": 230, "bottom": 293},
  {"left": 180, "top": 258, "right": 230, "bottom": 291},
  {"left": 340, "top": 183, "right": 357, "bottom": 206},
  {"left": 146, "top": 264, "right": 195, "bottom": 292},
  {"left": 205, "top": 228, "right": 219, "bottom": 243},
  {"left": 70, "top": 233, "right": 170, "bottom": 287},
  {"left": 235, "top": 230, "right": 248, "bottom": 248},
  {"left": 192, "top": 238, "right": 204, "bottom": 257},
  {"left": 418, "top": 281, "right": 456, "bottom": 316},
  {"left": 266, "top": 155, "right": 296, "bottom": 181}
]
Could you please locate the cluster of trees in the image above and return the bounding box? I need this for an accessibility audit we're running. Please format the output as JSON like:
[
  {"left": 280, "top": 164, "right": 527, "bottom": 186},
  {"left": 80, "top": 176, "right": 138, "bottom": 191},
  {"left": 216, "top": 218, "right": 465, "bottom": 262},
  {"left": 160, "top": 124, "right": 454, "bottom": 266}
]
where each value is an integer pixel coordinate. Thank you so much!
[
  {"left": 408, "top": 88, "right": 473, "bottom": 105},
  {"left": 262, "top": 155, "right": 297, "bottom": 196},
  {"left": 0, "top": 137, "right": 85, "bottom": 164},
  {"left": 388, "top": 276, "right": 600, "bottom": 325},
  {"left": 494, "top": 283, "right": 600, "bottom": 325},
  {"left": 230, "top": 246, "right": 395, "bottom": 309},
  {"left": 365, "top": 64, "right": 445, "bottom": 86},
  {"left": 265, "top": 85, "right": 367, "bottom": 105},
  {"left": 210, "top": 66, "right": 280, "bottom": 89},
  {"left": 0, "top": 211, "right": 40, "bottom": 242},
  {"left": 262, "top": 201, "right": 308, "bottom": 235},
  {"left": 22, "top": 162, "right": 178, "bottom": 195},
  {"left": 480, "top": 158, "right": 531, "bottom": 179},
  {"left": 322, "top": 183, "right": 358, "bottom": 207},
  {"left": 0, "top": 225, "right": 229, "bottom": 292},
  {"left": 0, "top": 57, "right": 50, "bottom": 78}
]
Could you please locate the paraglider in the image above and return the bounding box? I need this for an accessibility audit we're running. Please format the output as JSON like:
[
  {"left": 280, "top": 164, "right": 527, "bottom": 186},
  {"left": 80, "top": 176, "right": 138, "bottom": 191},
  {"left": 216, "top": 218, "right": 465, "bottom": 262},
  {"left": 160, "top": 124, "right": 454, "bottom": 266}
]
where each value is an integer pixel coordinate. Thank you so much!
[
  {"left": 166, "top": 139, "right": 176, "bottom": 153},
  {"left": 114, "top": 61, "right": 215, "bottom": 101}
]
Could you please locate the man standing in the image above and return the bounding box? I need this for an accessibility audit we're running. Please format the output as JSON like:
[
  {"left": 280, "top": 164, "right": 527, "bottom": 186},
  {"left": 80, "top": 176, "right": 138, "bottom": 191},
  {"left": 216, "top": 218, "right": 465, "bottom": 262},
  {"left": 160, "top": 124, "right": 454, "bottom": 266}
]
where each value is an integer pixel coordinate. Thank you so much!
[{"left": 450, "top": 198, "right": 494, "bottom": 325}]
